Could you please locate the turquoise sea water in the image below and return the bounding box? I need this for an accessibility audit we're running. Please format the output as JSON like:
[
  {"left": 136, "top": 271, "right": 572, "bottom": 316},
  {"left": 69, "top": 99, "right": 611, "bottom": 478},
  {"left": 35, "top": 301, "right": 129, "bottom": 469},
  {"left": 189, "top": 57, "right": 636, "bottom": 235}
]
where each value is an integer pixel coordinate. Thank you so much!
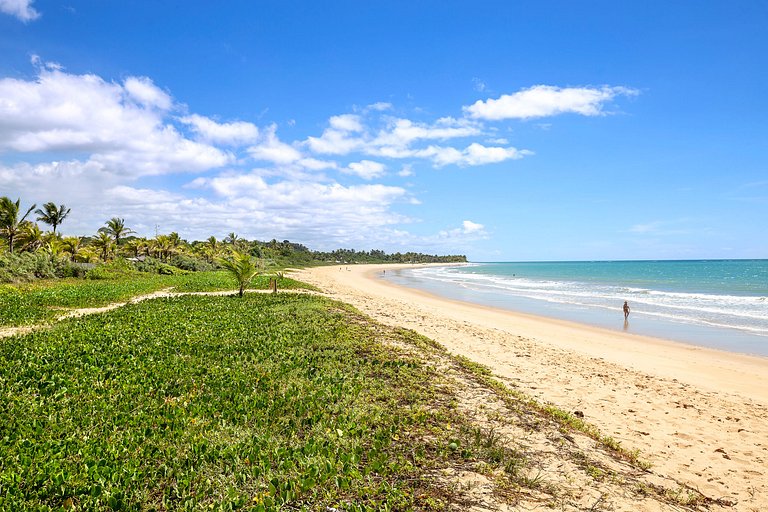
[{"left": 383, "top": 260, "right": 768, "bottom": 357}]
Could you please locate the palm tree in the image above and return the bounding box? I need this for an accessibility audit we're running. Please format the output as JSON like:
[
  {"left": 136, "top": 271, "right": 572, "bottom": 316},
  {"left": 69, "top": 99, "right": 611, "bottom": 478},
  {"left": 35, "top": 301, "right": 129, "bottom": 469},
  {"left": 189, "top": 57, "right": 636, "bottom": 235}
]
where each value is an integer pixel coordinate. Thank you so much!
[
  {"left": 0, "top": 197, "right": 36, "bottom": 254},
  {"left": 200, "top": 236, "right": 220, "bottom": 262},
  {"left": 17, "top": 222, "right": 44, "bottom": 252},
  {"left": 219, "top": 251, "right": 260, "bottom": 297},
  {"left": 99, "top": 217, "right": 135, "bottom": 246},
  {"left": 92, "top": 231, "right": 116, "bottom": 261},
  {"left": 123, "top": 237, "right": 150, "bottom": 258},
  {"left": 61, "top": 236, "right": 83, "bottom": 262},
  {"left": 151, "top": 235, "right": 176, "bottom": 261},
  {"left": 35, "top": 202, "right": 71, "bottom": 235}
]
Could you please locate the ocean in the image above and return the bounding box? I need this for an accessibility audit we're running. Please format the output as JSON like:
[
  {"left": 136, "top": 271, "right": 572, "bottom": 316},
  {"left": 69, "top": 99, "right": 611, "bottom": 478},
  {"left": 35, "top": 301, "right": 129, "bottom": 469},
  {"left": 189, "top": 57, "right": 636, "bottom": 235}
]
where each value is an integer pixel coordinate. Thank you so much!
[{"left": 383, "top": 260, "right": 768, "bottom": 357}]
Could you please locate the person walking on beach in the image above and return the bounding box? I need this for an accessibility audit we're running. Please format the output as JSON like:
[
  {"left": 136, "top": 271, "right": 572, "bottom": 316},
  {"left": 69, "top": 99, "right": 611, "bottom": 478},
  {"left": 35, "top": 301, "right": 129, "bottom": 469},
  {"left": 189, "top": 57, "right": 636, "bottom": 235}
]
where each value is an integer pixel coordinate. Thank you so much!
[{"left": 623, "top": 301, "right": 630, "bottom": 320}]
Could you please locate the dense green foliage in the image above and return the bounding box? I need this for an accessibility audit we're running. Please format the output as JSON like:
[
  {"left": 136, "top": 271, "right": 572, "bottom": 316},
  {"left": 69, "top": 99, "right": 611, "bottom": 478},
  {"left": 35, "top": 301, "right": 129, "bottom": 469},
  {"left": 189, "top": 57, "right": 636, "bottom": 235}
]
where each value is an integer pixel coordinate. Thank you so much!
[
  {"left": 0, "top": 295, "right": 486, "bottom": 510},
  {"left": 0, "top": 270, "right": 312, "bottom": 328},
  {"left": 0, "top": 252, "right": 88, "bottom": 282}
]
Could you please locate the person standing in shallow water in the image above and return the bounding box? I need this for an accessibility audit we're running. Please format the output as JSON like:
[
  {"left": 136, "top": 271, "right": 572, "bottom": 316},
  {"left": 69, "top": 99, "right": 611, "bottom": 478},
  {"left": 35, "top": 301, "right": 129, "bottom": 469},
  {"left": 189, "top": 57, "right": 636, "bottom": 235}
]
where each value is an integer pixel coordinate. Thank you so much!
[{"left": 623, "top": 301, "right": 631, "bottom": 320}]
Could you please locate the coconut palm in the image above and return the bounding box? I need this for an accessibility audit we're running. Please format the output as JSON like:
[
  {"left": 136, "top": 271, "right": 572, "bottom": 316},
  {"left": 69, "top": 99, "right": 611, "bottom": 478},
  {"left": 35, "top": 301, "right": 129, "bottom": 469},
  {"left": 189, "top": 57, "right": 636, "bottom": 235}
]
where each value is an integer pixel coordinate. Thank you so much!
[
  {"left": 17, "top": 222, "right": 44, "bottom": 252},
  {"left": 35, "top": 202, "right": 71, "bottom": 235},
  {"left": 219, "top": 251, "right": 260, "bottom": 297},
  {"left": 199, "top": 235, "right": 220, "bottom": 262},
  {"left": 61, "top": 236, "right": 83, "bottom": 262},
  {"left": 92, "top": 231, "right": 116, "bottom": 261},
  {"left": 99, "top": 217, "right": 135, "bottom": 246},
  {"left": 123, "top": 237, "right": 149, "bottom": 258},
  {"left": 0, "top": 197, "right": 36, "bottom": 254},
  {"left": 150, "top": 234, "right": 180, "bottom": 261}
]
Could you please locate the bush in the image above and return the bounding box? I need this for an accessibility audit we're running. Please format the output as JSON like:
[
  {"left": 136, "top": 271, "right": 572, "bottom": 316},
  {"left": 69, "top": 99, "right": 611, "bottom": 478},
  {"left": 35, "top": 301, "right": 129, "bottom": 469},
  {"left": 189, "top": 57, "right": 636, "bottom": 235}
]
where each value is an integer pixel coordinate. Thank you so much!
[
  {"left": 131, "top": 256, "right": 189, "bottom": 275},
  {"left": 0, "top": 252, "right": 56, "bottom": 282},
  {"left": 168, "top": 253, "right": 214, "bottom": 272},
  {"left": 85, "top": 259, "right": 139, "bottom": 280}
]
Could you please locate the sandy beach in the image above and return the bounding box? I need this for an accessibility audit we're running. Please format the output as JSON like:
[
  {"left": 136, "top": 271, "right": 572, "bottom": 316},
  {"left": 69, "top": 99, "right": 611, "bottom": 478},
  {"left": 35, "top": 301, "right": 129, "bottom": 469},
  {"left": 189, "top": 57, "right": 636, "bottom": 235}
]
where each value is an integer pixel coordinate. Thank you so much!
[{"left": 295, "top": 264, "right": 768, "bottom": 511}]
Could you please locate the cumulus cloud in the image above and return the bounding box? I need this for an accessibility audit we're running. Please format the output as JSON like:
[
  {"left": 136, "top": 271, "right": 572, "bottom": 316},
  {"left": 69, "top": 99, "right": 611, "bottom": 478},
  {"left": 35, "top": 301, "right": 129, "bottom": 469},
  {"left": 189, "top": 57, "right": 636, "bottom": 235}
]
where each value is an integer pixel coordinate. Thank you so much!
[
  {"left": 411, "top": 143, "right": 529, "bottom": 167},
  {"left": 372, "top": 117, "right": 481, "bottom": 150},
  {"left": 305, "top": 122, "right": 366, "bottom": 155},
  {"left": 329, "top": 114, "right": 365, "bottom": 132},
  {"left": 1, "top": 58, "right": 637, "bottom": 251},
  {"left": 398, "top": 164, "right": 414, "bottom": 177},
  {"left": 247, "top": 124, "right": 302, "bottom": 164},
  {"left": 461, "top": 220, "right": 484, "bottom": 234},
  {"left": 464, "top": 85, "right": 637, "bottom": 120},
  {"left": 437, "top": 220, "right": 489, "bottom": 240},
  {"left": 0, "top": 0, "right": 39, "bottom": 21},
  {"left": 305, "top": 113, "right": 492, "bottom": 168},
  {"left": 0, "top": 62, "right": 230, "bottom": 174},
  {"left": 123, "top": 77, "right": 172, "bottom": 110},
  {"left": 180, "top": 114, "right": 259, "bottom": 145},
  {"left": 344, "top": 160, "right": 386, "bottom": 180}
]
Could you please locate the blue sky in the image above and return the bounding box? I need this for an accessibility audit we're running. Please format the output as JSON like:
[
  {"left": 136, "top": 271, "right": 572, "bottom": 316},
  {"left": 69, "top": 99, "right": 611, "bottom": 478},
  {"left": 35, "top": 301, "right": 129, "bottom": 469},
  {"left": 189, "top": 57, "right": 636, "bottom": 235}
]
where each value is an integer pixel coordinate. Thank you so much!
[{"left": 1, "top": 1, "right": 766, "bottom": 260}]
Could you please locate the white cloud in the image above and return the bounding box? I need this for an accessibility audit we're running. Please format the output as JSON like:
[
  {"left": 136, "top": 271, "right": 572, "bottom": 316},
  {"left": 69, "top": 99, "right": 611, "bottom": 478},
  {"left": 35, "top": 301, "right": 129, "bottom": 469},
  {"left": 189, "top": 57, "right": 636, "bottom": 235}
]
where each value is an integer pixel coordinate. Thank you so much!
[
  {"left": 306, "top": 113, "right": 486, "bottom": 164},
  {"left": 123, "top": 77, "right": 172, "bottom": 110},
  {"left": 366, "top": 102, "right": 392, "bottom": 112},
  {"left": 180, "top": 114, "right": 259, "bottom": 145},
  {"left": 298, "top": 158, "right": 338, "bottom": 171},
  {"left": 464, "top": 85, "right": 638, "bottom": 120},
  {"left": 305, "top": 124, "right": 366, "bottom": 155},
  {"left": 398, "top": 164, "right": 414, "bottom": 177},
  {"left": 472, "top": 77, "right": 487, "bottom": 92},
  {"left": 372, "top": 117, "right": 481, "bottom": 150},
  {"left": 247, "top": 124, "right": 302, "bottom": 164},
  {"left": 461, "top": 220, "right": 484, "bottom": 234},
  {"left": 329, "top": 114, "right": 364, "bottom": 132},
  {"left": 344, "top": 160, "right": 386, "bottom": 180},
  {"left": 437, "top": 220, "right": 489, "bottom": 240},
  {"left": 0, "top": 0, "right": 39, "bottom": 21},
  {"left": 413, "top": 143, "right": 529, "bottom": 167},
  {"left": 0, "top": 64, "right": 230, "bottom": 175}
]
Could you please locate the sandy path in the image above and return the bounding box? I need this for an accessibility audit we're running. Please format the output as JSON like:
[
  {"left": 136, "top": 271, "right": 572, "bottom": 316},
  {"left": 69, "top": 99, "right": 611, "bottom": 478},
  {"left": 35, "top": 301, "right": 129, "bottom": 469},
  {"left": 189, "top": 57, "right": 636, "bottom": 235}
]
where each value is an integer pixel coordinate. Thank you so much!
[{"left": 294, "top": 264, "right": 768, "bottom": 511}]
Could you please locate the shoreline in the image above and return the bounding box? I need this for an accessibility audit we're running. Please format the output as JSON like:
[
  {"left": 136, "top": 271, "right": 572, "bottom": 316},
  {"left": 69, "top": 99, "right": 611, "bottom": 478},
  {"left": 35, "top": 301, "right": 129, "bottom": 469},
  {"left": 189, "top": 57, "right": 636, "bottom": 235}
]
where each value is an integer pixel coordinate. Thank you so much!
[
  {"left": 294, "top": 263, "right": 768, "bottom": 509},
  {"left": 365, "top": 263, "right": 768, "bottom": 402},
  {"left": 384, "top": 261, "right": 768, "bottom": 358}
]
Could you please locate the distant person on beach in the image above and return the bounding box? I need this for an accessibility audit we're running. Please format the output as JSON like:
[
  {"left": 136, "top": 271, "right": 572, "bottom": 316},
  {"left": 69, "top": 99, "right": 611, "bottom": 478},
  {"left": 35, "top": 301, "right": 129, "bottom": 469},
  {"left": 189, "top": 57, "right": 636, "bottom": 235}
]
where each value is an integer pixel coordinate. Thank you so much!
[{"left": 623, "top": 301, "right": 630, "bottom": 319}]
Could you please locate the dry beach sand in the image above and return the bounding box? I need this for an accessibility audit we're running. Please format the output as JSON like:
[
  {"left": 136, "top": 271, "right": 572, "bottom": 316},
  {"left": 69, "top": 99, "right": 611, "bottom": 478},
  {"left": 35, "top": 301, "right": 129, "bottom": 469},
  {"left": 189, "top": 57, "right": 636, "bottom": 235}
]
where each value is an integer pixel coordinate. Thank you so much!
[{"left": 294, "top": 264, "right": 768, "bottom": 511}]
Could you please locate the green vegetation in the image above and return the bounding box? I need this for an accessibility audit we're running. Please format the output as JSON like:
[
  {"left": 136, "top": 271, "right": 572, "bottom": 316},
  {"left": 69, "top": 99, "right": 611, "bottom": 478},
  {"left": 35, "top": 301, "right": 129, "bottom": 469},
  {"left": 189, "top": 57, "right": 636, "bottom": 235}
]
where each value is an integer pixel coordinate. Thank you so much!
[
  {"left": 0, "top": 197, "right": 36, "bottom": 254},
  {"left": 0, "top": 268, "right": 312, "bottom": 328},
  {"left": 1, "top": 294, "right": 503, "bottom": 510},
  {"left": 219, "top": 251, "right": 261, "bottom": 297},
  {"left": 1, "top": 195, "right": 466, "bottom": 288}
]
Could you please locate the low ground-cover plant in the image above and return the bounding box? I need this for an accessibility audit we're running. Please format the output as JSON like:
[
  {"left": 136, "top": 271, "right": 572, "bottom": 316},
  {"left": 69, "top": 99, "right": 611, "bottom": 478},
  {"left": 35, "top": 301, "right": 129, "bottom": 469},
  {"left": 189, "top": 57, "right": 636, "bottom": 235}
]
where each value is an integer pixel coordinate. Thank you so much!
[
  {"left": 0, "top": 295, "right": 477, "bottom": 510},
  {"left": 0, "top": 271, "right": 313, "bottom": 328}
]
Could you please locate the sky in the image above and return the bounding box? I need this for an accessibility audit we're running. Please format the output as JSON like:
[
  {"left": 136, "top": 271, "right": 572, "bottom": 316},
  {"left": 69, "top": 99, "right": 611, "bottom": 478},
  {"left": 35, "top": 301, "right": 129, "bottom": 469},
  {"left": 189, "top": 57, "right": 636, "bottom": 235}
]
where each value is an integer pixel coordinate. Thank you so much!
[{"left": 1, "top": 1, "right": 766, "bottom": 261}]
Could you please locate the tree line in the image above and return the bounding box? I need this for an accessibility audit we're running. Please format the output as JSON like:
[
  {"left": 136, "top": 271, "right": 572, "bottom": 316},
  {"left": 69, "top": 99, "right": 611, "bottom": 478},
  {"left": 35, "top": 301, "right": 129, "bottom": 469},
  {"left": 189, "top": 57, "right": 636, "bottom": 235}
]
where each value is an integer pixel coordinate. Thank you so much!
[{"left": 0, "top": 196, "right": 466, "bottom": 275}]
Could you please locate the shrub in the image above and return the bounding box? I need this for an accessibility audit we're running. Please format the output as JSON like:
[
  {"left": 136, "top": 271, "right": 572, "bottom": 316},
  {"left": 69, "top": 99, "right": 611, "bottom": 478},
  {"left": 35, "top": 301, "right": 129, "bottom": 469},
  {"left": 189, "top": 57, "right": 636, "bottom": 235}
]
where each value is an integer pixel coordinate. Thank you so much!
[
  {"left": 0, "top": 252, "right": 56, "bottom": 282},
  {"left": 168, "top": 253, "right": 214, "bottom": 272},
  {"left": 85, "top": 259, "right": 139, "bottom": 280},
  {"left": 131, "top": 256, "right": 189, "bottom": 275}
]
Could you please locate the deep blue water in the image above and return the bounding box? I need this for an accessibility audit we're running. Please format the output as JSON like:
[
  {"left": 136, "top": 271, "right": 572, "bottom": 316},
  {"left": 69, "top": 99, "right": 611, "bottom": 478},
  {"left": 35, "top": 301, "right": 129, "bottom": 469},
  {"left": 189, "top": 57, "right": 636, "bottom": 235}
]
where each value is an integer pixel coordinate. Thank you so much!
[{"left": 384, "top": 260, "right": 768, "bottom": 357}]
